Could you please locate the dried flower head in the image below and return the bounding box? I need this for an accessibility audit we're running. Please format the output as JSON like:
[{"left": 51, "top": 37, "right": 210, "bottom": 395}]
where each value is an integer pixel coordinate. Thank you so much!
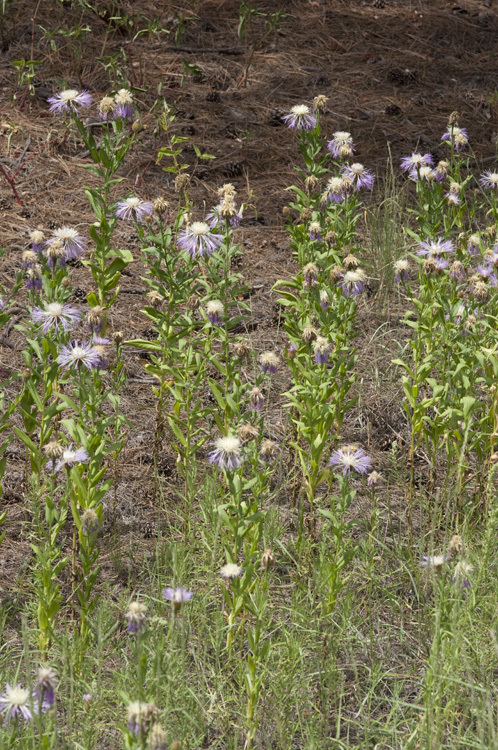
[
  {"left": 313, "top": 335, "right": 330, "bottom": 364},
  {"left": 260, "top": 439, "right": 280, "bottom": 462},
  {"left": 26, "top": 264, "right": 43, "bottom": 290},
  {"left": 86, "top": 305, "right": 105, "bottom": 333},
  {"left": 452, "top": 560, "right": 472, "bottom": 588},
  {"left": 420, "top": 554, "right": 447, "bottom": 569},
  {"left": 232, "top": 340, "right": 251, "bottom": 359},
  {"left": 44, "top": 441, "right": 64, "bottom": 461},
  {"left": 29, "top": 229, "right": 45, "bottom": 252},
  {"left": 343, "top": 253, "right": 359, "bottom": 269},
  {"left": 35, "top": 667, "right": 58, "bottom": 707},
  {"left": 206, "top": 299, "right": 224, "bottom": 325},
  {"left": 260, "top": 548, "right": 275, "bottom": 570},
  {"left": 448, "top": 534, "right": 463, "bottom": 557},
  {"left": 367, "top": 470, "right": 382, "bottom": 487},
  {"left": 320, "top": 289, "right": 330, "bottom": 310},
  {"left": 127, "top": 701, "right": 159, "bottom": 736},
  {"left": 174, "top": 173, "right": 190, "bottom": 192},
  {"left": 81, "top": 508, "right": 99, "bottom": 535},
  {"left": 259, "top": 351, "right": 279, "bottom": 374},
  {"left": 149, "top": 723, "right": 168, "bottom": 750},
  {"left": 147, "top": 290, "right": 163, "bottom": 308},
  {"left": 302, "top": 325, "right": 318, "bottom": 345},
  {"left": 329, "top": 265, "right": 343, "bottom": 282},
  {"left": 187, "top": 294, "right": 200, "bottom": 311},
  {"left": 113, "top": 330, "right": 124, "bottom": 345},
  {"left": 303, "top": 262, "right": 319, "bottom": 286},
  {"left": 22, "top": 250, "right": 38, "bottom": 268},
  {"left": 153, "top": 197, "right": 168, "bottom": 216},
  {"left": 313, "top": 94, "right": 328, "bottom": 112},
  {"left": 305, "top": 175, "right": 319, "bottom": 192},
  {"left": 220, "top": 563, "right": 243, "bottom": 579},
  {"left": 249, "top": 386, "right": 264, "bottom": 411},
  {"left": 237, "top": 423, "right": 259, "bottom": 443},
  {"left": 394, "top": 258, "right": 410, "bottom": 282},
  {"left": 308, "top": 221, "right": 321, "bottom": 241}
]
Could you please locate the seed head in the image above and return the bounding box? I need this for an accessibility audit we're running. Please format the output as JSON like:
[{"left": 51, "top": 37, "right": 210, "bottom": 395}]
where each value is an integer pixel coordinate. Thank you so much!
[
  {"left": 237, "top": 423, "right": 259, "bottom": 443},
  {"left": 153, "top": 197, "right": 168, "bottom": 215},
  {"left": 305, "top": 175, "right": 319, "bottom": 192},
  {"left": 367, "top": 470, "right": 382, "bottom": 487},
  {"left": 343, "top": 253, "right": 359, "bottom": 269},
  {"left": 260, "top": 548, "right": 275, "bottom": 570},
  {"left": 448, "top": 534, "right": 463, "bottom": 557},
  {"left": 302, "top": 325, "right": 318, "bottom": 344},
  {"left": 313, "top": 94, "right": 328, "bottom": 112},
  {"left": 329, "top": 265, "right": 343, "bottom": 282},
  {"left": 44, "top": 441, "right": 64, "bottom": 460},
  {"left": 303, "top": 262, "right": 319, "bottom": 286},
  {"left": 174, "top": 173, "right": 190, "bottom": 192},
  {"left": 147, "top": 290, "right": 163, "bottom": 308},
  {"left": 232, "top": 339, "right": 251, "bottom": 359},
  {"left": 448, "top": 110, "right": 460, "bottom": 125},
  {"left": 220, "top": 563, "right": 243, "bottom": 579},
  {"left": 113, "top": 331, "right": 124, "bottom": 345},
  {"left": 81, "top": 508, "right": 99, "bottom": 535},
  {"left": 260, "top": 439, "right": 279, "bottom": 462}
]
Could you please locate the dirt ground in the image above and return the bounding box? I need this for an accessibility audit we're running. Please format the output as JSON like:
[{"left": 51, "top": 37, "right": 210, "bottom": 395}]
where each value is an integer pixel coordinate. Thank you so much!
[{"left": 1, "top": 0, "right": 497, "bottom": 589}]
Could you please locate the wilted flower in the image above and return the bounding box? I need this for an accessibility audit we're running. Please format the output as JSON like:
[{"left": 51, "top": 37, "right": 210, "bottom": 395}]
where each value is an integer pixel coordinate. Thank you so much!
[
  {"left": 313, "top": 94, "right": 328, "bottom": 112},
  {"left": 86, "top": 305, "right": 105, "bottom": 333},
  {"left": 237, "top": 423, "right": 259, "bottom": 443},
  {"left": 125, "top": 601, "right": 147, "bottom": 633},
  {"left": 115, "top": 197, "right": 153, "bottom": 222},
  {"left": 410, "top": 165, "right": 435, "bottom": 181},
  {"left": 467, "top": 234, "right": 481, "bottom": 256},
  {"left": 313, "top": 336, "right": 330, "bottom": 364},
  {"left": 29, "top": 230, "right": 45, "bottom": 253},
  {"left": 400, "top": 152, "right": 434, "bottom": 172},
  {"left": 220, "top": 563, "right": 243, "bottom": 579},
  {"left": 114, "top": 88, "right": 134, "bottom": 119},
  {"left": 452, "top": 560, "right": 472, "bottom": 588},
  {"left": 149, "top": 723, "right": 168, "bottom": 750},
  {"left": 324, "top": 176, "right": 345, "bottom": 203},
  {"left": 259, "top": 351, "right": 279, "bottom": 374},
  {"left": 249, "top": 386, "right": 264, "bottom": 411},
  {"left": 448, "top": 534, "right": 464, "bottom": 557},
  {"left": 302, "top": 325, "right": 318, "bottom": 345},
  {"left": 394, "top": 258, "right": 410, "bottom": 282},
  {"left": 32, "top": 302, "right": 81, "bottom": 333},
  {"left": 328, "top": 131, "right": 355, "bottom": 159},
  {"left": 43, "top": 239, "right": 67, "bottom": 268},
  {"left": 26, "top": 264, "right": 43, "bottom": 291},
  {"left": 48, "top": 88, "right": 92, "bottom": 114},
  {"left": 260, "top": 439, "right": 280, "bottom": 463},
  {"left": 177, "top": 222, "right": 223, "bottom": 258},
  {"left": 434, "top": 160, "right": 449, "bottom": 181},
  {"left": 328, "top": 445, "right": 372, "bottom": 476},
  {"left": 153, "top": 197, "right": 168, "bottom": 216},
  {"left": 57, "top": 341, "right": 101, "bottom": 371},
  {"left": 303, "top": 262, "right": 319, "bottom": 286},
  {"left": 449, "top": 261, "right": 466, "bottom": 282},
  {"left": 163, "top": 587, "right": 193, "bottom": 611},
  {"left": 97, "top": 96, "right": 114, "bottom": 120},
  {"left": 81, "top": 508, "right": 99, "bottom": 535},
  {"left": 479, "top": 171, "right": 498, "bottom": 190},
  {"left": 281, "top": 104, "right": 316, "bottom": 131},
  {"left": 320, "top": 289, "right": 330, "bottom": 310},
  {"left": 340, "top": 163, "right": 374, "bottom": 191},
  {"left": 0, "top": 684, "right": 33, "bottom": 723},
  {"left": 260, "top": 548, "right": 275, "bottom": 570},
  {"left": 341, "top": 269, "right": 367, "bottom": 297},
  {"left": 127, "top": 701, "right": 158, "bottom": 737},
  {"left": 209, "top": 436, "right": 242, "bottom": 470},
  {"left": 54, "top": 446, "right": 89, "bottom": 473},
  {"left": 442, "top": 125, "right": 469, "bottom": 150},
  {"left": 446, "top": 188, "right": 460, "bottom": 205},
  {"left": 308, "top": 221, "right": 321, "bottom": 241},
  {"left": 206, "top": 300, "right": 224, "bottom": 325},
  {"left": 367, "top": 470, "right": 382, "bottom": 487},
  {"left": 232, "top": 340, "right": 251, "bottom": 359},
  {"left": 343, "top": 253, "right": 359, "bottom": 269},
  {"left": 35, "top": 667, "right": 58, "bottom": 708}
]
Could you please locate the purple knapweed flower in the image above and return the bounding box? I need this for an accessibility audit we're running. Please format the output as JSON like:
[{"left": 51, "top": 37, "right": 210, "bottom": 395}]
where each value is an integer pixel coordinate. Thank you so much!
[
  {"left": 92, "top": 337, "right": 110, "bottom": 369},
  {"left": 29, "top": 230, "right": 45, "bottom": 254},
  {"left": 54, "top": 446, "right": 89, "bottom": 473},
  {"left": 442, "top": 126, "right": 469, "bottom": 150},
  {"left": 249, "top": 386, "right": 264, "bottom": 410},
  {"left": 0, "top": 684, "right": 33, "bottom": 724},
  {"left": 259, "top": 351, "right": 279, "bottom": 374},
  {"left": 177, "top": 222, "right": 223, "bottom": 258},
  {"left": 115, "top": 197, "right": 153, "bottom": 223},
  {"left": 325, "top": 176, "right": 345, "bottom": 203},
  {"left": 125, "top": 601, "right": 147, "bottom": 634},
  {"left": 57, "top": 341, "right": 101, "bottom": 371},
  {"left": 327, "top": 131, "right": 354, "bottom": 159},
  {"left": 114, "top": 88, "right": 134, "bottom": 119},
  {"left": 400, "top": 152, "right": 434, "bottom": 172},
  {"left": 449, "top": 261, "right": 466, "bottom": 282},
  {"left": 48, "top": 89, "right": 92, "bottom": 115},
  {"left": 206, "top": 300, "right": 224, "bottom": 325},
  {"left": 340, "top": 269, "right": 367, "bottom": 297},
  {"left": 467, "top": 235, "right": 481, "bottom": 256},
  {"left": 35, "top": 667, "right": 57, "bottom": 708},
  {"left": 417, "top": 238, "right": 455, "bottom": 257},
  {"left": 308, "top": 221, "right": 321, "bottom": 241},
  {"left": 162, "top": 587, "right": 194, "bottom": 610},
  {"left": 127, "top": 701, "right": 158, "bottom": 736},
  {"left": 47, "top": 227, "right": 86, "bottom": 261},
  {"left": 209, "top": 436, "right": 242, "bottom": 470},
  {"left": 341, "top": 163, "right": 374, "bottom": 191},
  {"left": 281, "top": 104, "right": 316, "bottom": 131},
  {"left": 409, "top": 165, "right": 434, "bottom": 181},
  {"left": 479, "top": 171, "right": 498, "bottom": 190},
  {"left": 394, "top": 259, "right": 410, "bottom": 283},
  {"left": 452, "top": 561, "right": 472, "bottom": 589},
  {"left": 313, "top": 336, "right": 330, "bottom": 364},
  {"left": 446, "top": 190, "right": 460, "bottom": 205},
  {"left": 26, "top": 265, "right": 43, "bottom": 291},
  {"left": 328, "top": 445, "right": 372, "bottom": 476},
  {"left": 31, "top": 302, "right": 81, "bottom": 333}
]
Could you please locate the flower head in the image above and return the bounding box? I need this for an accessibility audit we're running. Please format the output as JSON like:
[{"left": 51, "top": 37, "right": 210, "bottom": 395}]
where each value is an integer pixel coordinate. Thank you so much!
[
  {"left": 125, "top": 601, "right": 148, "bottom": 633},
  {"left": 308, "top": 221, "right": 321, "bottom": 241},
  {"left": 313, "top": 336, "right": 330, "bottom": 364},
  {"left": 328, "top": 445, "right": 372, "bottom": 476},
  {"left": 57, "top": 341, "right": 101, "bottom": 371},
  {"left": 115, "top": 197, "right": 153, "bottom": 222},
  {"left": 328, "top": 131, "right": 355, "bottom": 159},
  {"left": 47, "top": 227, "right": 86, "bottom": 261},
  {"left": 81, "top": 508, "right": 100, "bottom": 535},
  {"left": 449, "top": 261, "right": 466, "bottom": 282},
  {"left": 26, "top": 264, "right": 43, "bottom": 291},
  {"left": 259, "top": 351, "right": 279, "bottom": 374},
  {"left": 394, "top": 258, "right": 410, "bottom": 283},
  {"left": 35, "top": 667, "right": 58, "bottom": 708},
  {"left": 54, "top": 446, "right": 89, "bottom": 473},
  {"left": 452, "top": 560, "right": 472, "bottom": 589},
  {"left": 420, "top": 554, "right": 448, "bottom": 569},
  {"left": 114, "top": 88, "right": 134, "bottom": 119},
  {"left": 340, "top": 163, "right": 374, "bottom": 191},
  {"left": 177, "top": 222, "right": 223, "bottom": 258},
  {"left": 32, "top": 302, "right": 81, "bottom": 333},
  {"left": 324, "top": 176, "right": 346, "bottom": 204},
  {"left": 249, "top": 386, "right": 264, "bottom": 411},
  {"left": 206, "top": 299, "right": 224, "bottom": 325},
  {"left": 320, "top": 289, "right": 330, "bottom": 310},
  {"left": 29, "top": 230, "right": 45, "bottom": 253},
  {"left": 162, "top": 587, "right": 194, "bottom": 611},
  {"left": 220, "top": 563, "right": 243, "bottom": 579},
  {"left": 341, "top": 269, "right": 367, "bottom": 297},
  {"left": 48, "top": 88, "right": 92, "bottom": 114},
  {"left": 260, "top": 439, "right": 280, "bottom": 463},
  {"left": 127, "top": 701, "right": 158, "bottom": 737},
  {"left": 442, "top": 125, "right": 469, "bottom": 150},
  {"left": 400, "top": 152, "right": 434, "bottom": 172},
  {"left": 417, "top": 238, "right": 455, "bottom": 258},
  {"left": 0, "top": 684, "right": 33, "bottom": 723},
  {"left": 480, "top": 171, "right": 498, "bottom": 190},
  {"left": 209, "top": 436, "right": 242, "bottom": 470},
  {"left": 149, "top": 723, "right": 168, "bottom": 750},
  {"left": 281, "top": 104, "right": 316, "bottom": 131},
  {"left": 303, "top": 262, "right": 319, "bottom": 286}
]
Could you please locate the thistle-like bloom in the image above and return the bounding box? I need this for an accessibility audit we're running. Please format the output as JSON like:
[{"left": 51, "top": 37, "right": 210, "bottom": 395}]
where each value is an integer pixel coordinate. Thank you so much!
[
  {"left": 206, "top": 300, "right": 224, "bottom": 325},
  {"left": 48, "top": 88, "right": 92, "bottom": 114},
  {"left": 324, "top": 176, "right": 345, "bottom": 203},
  {"left": 249, "top": 386, "right": 264, "bottom": 411},
  {"left": 0, "top": 684, "right": 33, "bottom": 723},
  {"left": 127, "top": 701, "right": 158, "bottom": 736},
  {"left": 260, "top": 439, "right": 280, "bottom": 463},
  {"left": 209, "top": 436, "right": 242, "bottom": 470},
  {"left": 328, "top": 445, "right": 372, "bottom": 476},
  {"left": 125, "top": 601, "right": 147, "bottom": 633},
  {"left": 479, "top": 171, "right": 498, "bottom": 190},
  {"left": 446, "top": 189, "right": 460, "bottom": 205},
  {"left": 281, "top": 104, "right": 316, "bottom": 131},
  {"left": 26, "top": 265, "right": 43, "bottom": 291},
  {"left": 220, "top": 563, "right": 243, "bottom": 579},
  {"left": 31, "top": 302, "right": 81, "bottom": 333},
  {"left": 22, "top": 250, "right": 38, "bottom": 268},
  {"left": 434, "top": 160, "right": 449, "bottom": 182},
  {"left": 467, "top": 234, "right": 481, "bottom": 256},
  {"left": 29, "top": 230, "right": 45, "bottom": 253},
  {"left": 259, "top": 351, "right": 280, "bottom": 374},
  {"left": 115, "top": 197, "right": 153, "bottom": 222},
  {"left": 476, "top": 264, "right": 498, "bottom": 285},
  {"left": 35, "top": 667, "right": 58, "bottom": 708},
  {"left": 417, "top": 238, "right": 455, "bottom": 257},
  {"left": 81, "top": 508, "right": 99, "bottom": 535},
  {"left": 57, "top": 341, "right": 101, "bottom": 371},
  {"left": 409, "top": 165, "right": 434, "bottom": 181},
  {"left": 420, "top": 554, "right": 448, "bottom": 569},
  {"left": 340, "top": 163, "right": 374, "bottom": 191},
  {"left": 177, "top": 222, "right": 223, "bottom": 258},
  {"left": 327, "top": 131, "right": 355, "bottom": 159},
  {"left": 452, "top": 560, "right": 472, "bottom": 589},
  {"left": 149, "top": 723, "right": 168, "bottom": 750},
  {"left": 97, "top": 96, "right": 115, "bottom": 121},
  {"left": 442, "top": 125, "right": 469, "bottom": 150},
  {"left": 54, "top": 446, "right": 89, "bottom": 473},
  {"left": 47, "top": 227, "right": 86, "bottom": 261},
  {"left": 400, "top": 152, "right": 434, "bottom": 172},
  {"left": 320, "top": 289, "right": 330, "bottom": 310},
  {"left": 313, "top": 336, "right": 330, "bottom": 364},
  {"left": 308, "top": 221, "right": 321, "bottom": 241},
  {"left": 449, "top": 261, "right": 466, "bottom": 282},
  {"left": 162, "top": 587, "right": 194, "bottom": 611},
  {"left": 394, "top": 258, "right": 410, "bottom": 282},
  {"left": 303, "top": 262, "right": 319, "bottom": 286},
  {"left": 92, "top": 337, "right": 110, "bottom": 369},
  {"left": 114, "top": 88, "right": 134, "bottom": 119},
  {"left": 367, "top": 470, "right": 382, "bottom": 487},
  {"left": 341, "top": 269, "right": 367, "bottom": 297}
]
